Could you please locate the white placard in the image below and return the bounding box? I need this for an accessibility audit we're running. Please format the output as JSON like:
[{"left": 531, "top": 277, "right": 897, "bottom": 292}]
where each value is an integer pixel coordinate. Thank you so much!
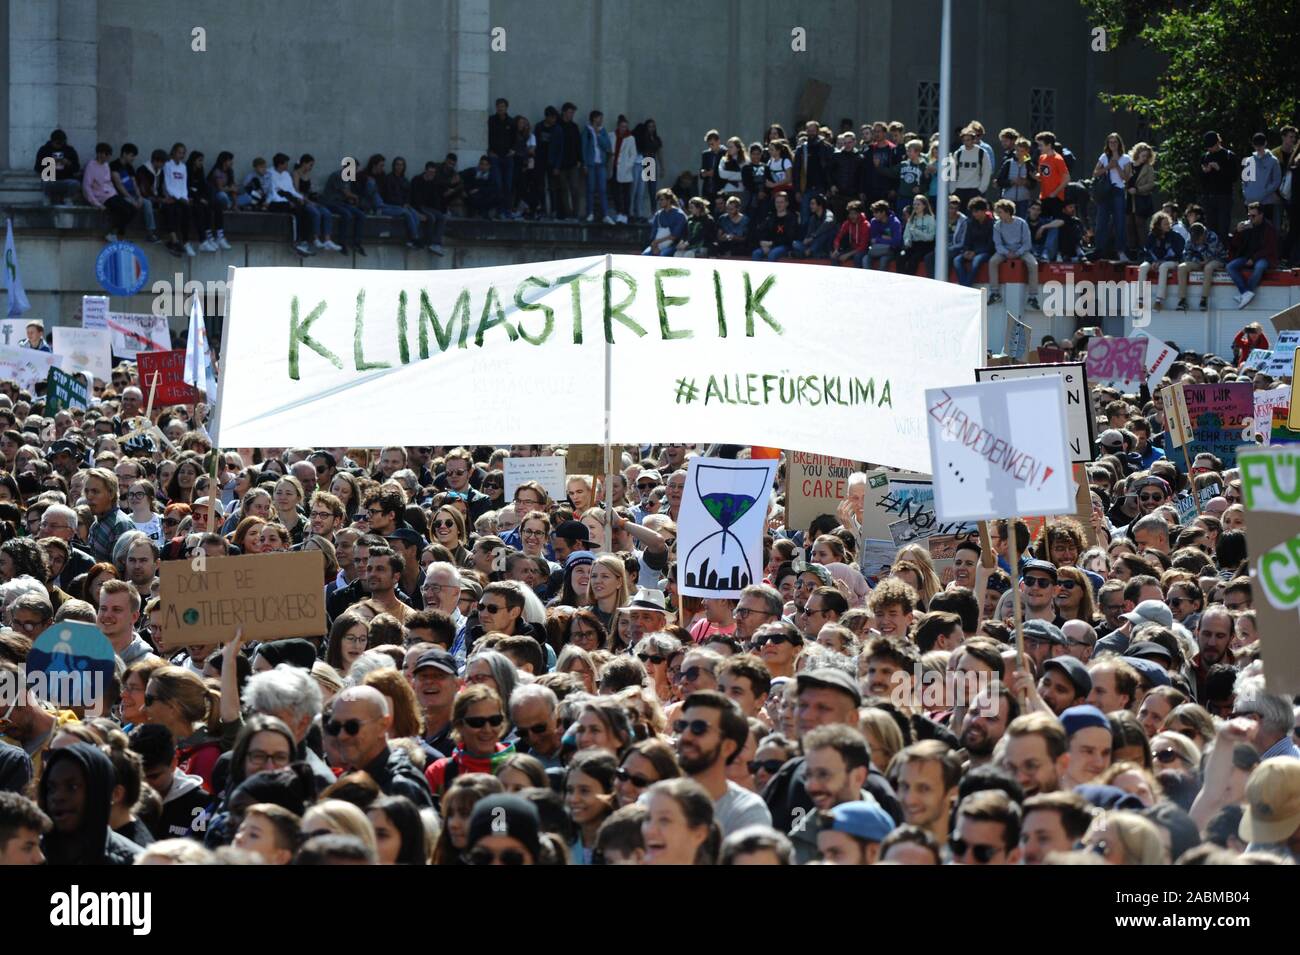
[
  {"left": 926, "top": 377, "right": 1074, "bottom": 523},
  {"left": 0, "top": 319, "right": 34, "bottom": 348},
  {"left": 975, "top": 362, "right": 1094, "bottom": 463},
  {"left": 53, "top": 327, "right": 113, "bottom": 383},
  {"left": 1138, "top": 331, "right": 1177, "bottom": 391},
  {"left": 108, "top": 312, "right": 171, "bottom": 358},
  {"left": 212, "top": 258, "right": 983, "bottom": 471},
  {"left": 82, "top": 295, "right": 110, "bottom": 330},
  {"left": 504, "top": 455, "right": 567, "bottom": 504},
  {"left": 0, "top": 344, "right": 65, "bottom": 391},
  {"left": 676, "top": 457, "right": 777, "bottom": 598}
]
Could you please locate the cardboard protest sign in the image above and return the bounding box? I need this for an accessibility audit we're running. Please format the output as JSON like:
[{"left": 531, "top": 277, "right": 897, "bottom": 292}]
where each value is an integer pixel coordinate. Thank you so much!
[
  {"left": 858, "top": 539, "right": 895, "bottom": 586},
  {"left": 870, "top": 474, "right": 975, "bottom": 543},
  {"left": 677, "top": 457, "right": 777, "bottom": 599},
  {"left": 136, "top": 350, "right": 201, "bottom": 405},
  {"left": 0, "top": 344, "right": 65, "bottom": 391},
  {"left": 564, "top": 444, "right": 604, "bottom": 475},
  {"left": 213, "top": 258, "right": 984, "bottom": 472},
  {"left": 108, "top": 311, "right": 171, "bottom": 358},
  {"left": 1253, "top": 386, "right": 1300, "bottom": 447},
  {"left": 975, "top": 362, "right": 1094, "bottom": 463},
  {"left": 1242, "top": 348, "right": 1273, "bottom": 372},
  {"left": 0, "top": 319, "right": 32, "bottom": 348},
  {"left": 45, "top": 366, "right": 89, "bottom": 414},
  {"left": 158, "top": 551, "right": 326, "bottom": 648},
  {"left": 1162, "top": 383, "right": 1254, "bottom": 470},
  {"left": 926, "top": 377, "right": 1074, "bottom": 523},
  {"left": 1257, "top": 330, "right": 1300, "bottom": 377},
  {"left": 82, "top": 295, "right": 109, "bottom": 330},
  {"left": 1071, "top": 464, "right": 1097, "bottom": 547},
  {"left": 785, "top": 451, "right": 856, "bottom": 532},
  {"left": 504, "top": 455, "right": 567, "bottom": 504},
  {"left": 1085, "top": 336, "right": 1147, "bottom": 388},
  {"left": 53, "top": 327, "right": 113, "bottom": 383},
  {"left": 1160, "top": 383, "right": 1193, "bottom": 449},
  {"left": 1238, "top": 446, "right": 1300, "bottom": 695}
]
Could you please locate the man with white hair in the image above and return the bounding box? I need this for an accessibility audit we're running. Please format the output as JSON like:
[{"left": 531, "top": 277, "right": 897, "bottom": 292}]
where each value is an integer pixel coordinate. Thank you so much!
[
  {"left": 1233, "top": 671, "right": 1300, "bottom": 761},
  {"left": 240, "top": 664, "right": 335, "bottom": 787},
  {"left": 323, "top": 685, "right": 433, "bottom": 806},
  {"left": 421, "top": 561, "right": 469, "bottom": 665}
]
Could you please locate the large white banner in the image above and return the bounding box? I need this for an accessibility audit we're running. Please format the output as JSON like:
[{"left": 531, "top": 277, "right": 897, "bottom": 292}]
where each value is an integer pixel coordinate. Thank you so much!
[
  {"left": 926, "top": 377, "right": 1074, "bottom": 523},
  {"left": 213, "top": 257, "right": 983, "bottom": 469},
  {"left": 676, "top": 456, "right": 778, "bottom": 599},
  {"left": 0, "top": 344, "right": 65, "bottom": 391}
]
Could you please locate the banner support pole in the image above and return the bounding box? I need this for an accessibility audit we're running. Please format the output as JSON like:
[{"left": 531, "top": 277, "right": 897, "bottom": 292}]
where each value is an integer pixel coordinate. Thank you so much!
[
  {"left": 603, "top": 253, "right": 614, "bottom": 557},
  {"left": 1009, "top": 516, "right": 1025, "bottom": 678}
]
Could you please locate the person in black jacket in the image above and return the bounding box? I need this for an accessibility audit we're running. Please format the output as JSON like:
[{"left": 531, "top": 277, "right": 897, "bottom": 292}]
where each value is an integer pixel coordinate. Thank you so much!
[
  {"left": 558, "top": 102, "right": 584, "bottom": 221},
  {"left": 699, "top": 130, "right": 724, "bottom": 204},
  {"left": 39, "top": 743, "right": 142, "bottom": 865},
  {"left": 792, "top": 120, "right": 833, "bottom": 224},
  {"left": 409, "top": 161, "right": 449, "bottom": 255},
  {"left": 35, "top": 128, "right": 81, "bottom": 203},
  {"left": 751, "top": 190, "right": 797, "bottom": 262},
  {"left": 487, "top": 98, "right": 517, "bottom": 218},
  {"left": 324, "top": 686, "right": 434, "bottom": 808},
  {"left": 828, "top": 132, "right": 863, "bottom": 223},
  {"left": 1198, "top": 131, "right": 1238, "bottom": 245},
  {"left": 631, "top": 118, "right": 663, "bottom": 222}
]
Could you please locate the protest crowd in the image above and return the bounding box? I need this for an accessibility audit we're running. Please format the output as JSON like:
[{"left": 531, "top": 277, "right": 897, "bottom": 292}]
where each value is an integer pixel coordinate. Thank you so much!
[{"left": 1, "top": 95, "right": 1297, "bottom": 871}]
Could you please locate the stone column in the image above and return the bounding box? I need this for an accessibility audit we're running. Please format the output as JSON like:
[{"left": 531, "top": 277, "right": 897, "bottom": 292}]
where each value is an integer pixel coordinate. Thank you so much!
[
  {"left": 8, "top": 0, "right": 97, "bottom": 170},
  {"left": 448, "top": 0, "right": 489, "bottom": 162}
]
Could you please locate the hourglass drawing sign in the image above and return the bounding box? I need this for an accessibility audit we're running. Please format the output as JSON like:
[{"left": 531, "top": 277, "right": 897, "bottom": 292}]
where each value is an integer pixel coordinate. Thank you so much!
[{"left": 682, "top": 462, "right": 774, "bottom": 594}]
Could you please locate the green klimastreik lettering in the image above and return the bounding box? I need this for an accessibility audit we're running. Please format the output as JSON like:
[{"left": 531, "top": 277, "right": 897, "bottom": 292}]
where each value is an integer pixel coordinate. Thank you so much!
[
  {"left": 396, "top": 290, "right": 411, "bottom": 364},
  {"left": 744, "top": 272, "right": 784, "bottom": 336},
  {"left": 513, "top": 277, "right": 555, "bottom": 345},
  {"left": 417, "top": 288, "right": 470, "bottom": 357},
  {"left": 353, "top": 289, "right": 391, "bottom": 370},
  {"left": 603, "top": 269, "right": 645, "bottom": 344},
  {"left": 557, "top": 273, "right": 597, "bottom": 344},
  {"left": 288, "top": 296, "right": 342, "bottom": 380},
  {"left": 475, "top": 285, "right": 519, "bottom": 347},
  {"left": 712, "top": 270, "right": 727, "bottom": 337},
  {"left": 654, "top": 268, "right": 693, "bottom": 340}
]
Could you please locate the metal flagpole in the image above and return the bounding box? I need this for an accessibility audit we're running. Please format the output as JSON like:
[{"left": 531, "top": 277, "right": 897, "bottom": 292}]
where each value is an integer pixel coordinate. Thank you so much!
[
  {"left": 603, "top": 254, "right": 614, "bottom": 556},
  {"left": 935, "top": 0, "right": 953, "bottom": 284}
]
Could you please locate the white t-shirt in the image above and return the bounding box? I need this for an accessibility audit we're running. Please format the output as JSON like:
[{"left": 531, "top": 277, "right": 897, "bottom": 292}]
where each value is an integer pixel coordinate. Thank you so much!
[
  {"left": 1097, "top": 152, "right": 1133, "bottom": 188},
  {"left": 714, "top": 780, "right": 773, "bottom": 836},
  {"left": 134, "top": 516, "right": 165, "bottom": 548},
  {"left": 162, "top": 160, "right": 188, "bottom": 199}
]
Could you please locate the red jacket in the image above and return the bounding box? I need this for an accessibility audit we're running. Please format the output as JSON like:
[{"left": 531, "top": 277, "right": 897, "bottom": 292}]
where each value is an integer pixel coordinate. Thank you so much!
[
  {"left": 834, "top": 215, "right": 871, "bottom": 254},
  {"left": 1232, "top": 329, "right": 1269, "bottom": 365}
]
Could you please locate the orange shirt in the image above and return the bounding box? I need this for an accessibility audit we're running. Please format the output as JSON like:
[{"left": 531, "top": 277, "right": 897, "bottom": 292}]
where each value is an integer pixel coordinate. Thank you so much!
[{"left": 1038, "top": 151, "right": 1069, "bottom": 200}]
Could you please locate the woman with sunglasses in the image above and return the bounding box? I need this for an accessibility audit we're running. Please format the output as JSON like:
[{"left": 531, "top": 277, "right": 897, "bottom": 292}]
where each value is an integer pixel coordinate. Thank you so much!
[
  {"left": 752, "top": 620, "right": 802, "bottom": 679},
  {"left": 641, "top": 777, "right": 721, "bottom": 865},
  {"left": 325, "top": 610, "right": 371, "bottom": 677},
  {"left": 479, "top": 469, "right": 505, "bottom": 508},
  {"left": 1081, "top": 810, "right": 1168, "bottom": 864},
  {"left": 750, "top": 732, "right": 799, "bottom": 791},
  {"left": 614, "top": 738, "right": 681, "bottom": 808},
  {"left": 1149, "top": 730, "right": 1202, "bottom": 773},
  {"left": 1054, "top": 566, "right": 1097, "bottom": 624},
  {"left": 557, "top": 750, "right": 616, "bottom": 868},
  {"left": 430, "top": 504, "right": 469, "bottom": 566},
  {"left": 126, "top": 480, "right": 163, "bottom": 546},
  {"left": 119, "top": 657, "right": 168, "bottom": 729},
  {"left": 634, "top": 632, "right": 681, "bottom": 702},
  {"left": 143, "top": 665, "right": 225, "bottom": 793},
  {"left": 425, "top": 684, "right": 515, "bottom": 799}
]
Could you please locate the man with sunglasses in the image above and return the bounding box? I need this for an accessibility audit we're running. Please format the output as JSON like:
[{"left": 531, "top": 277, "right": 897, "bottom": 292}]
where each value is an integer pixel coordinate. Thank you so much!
[
  {"left": 1019, "top": 560, "right": 1065, "bottom": 627},
  {"left": 950, "top": 789, "right": 1021, "bottom": 864},
  {"left": 435, "top": 447, "right": 492, "bottom": 522},
  {"left": 323, "top": 685, "right": 433, "bottom": 807},
  {"left": 469, "top": 581, "right": 549, "bottom": 665},
  {"left": 308, "top": 450, "right": 337, "bottom": 491},
  {"left": 732, "top": 584, "right": 783, "bottom": 643},
  {"left": 674, "top": 690, "right": 772, "bottom": 836},
  {"left": 509, "top": 684, "right": 563, "bottom": 768}
]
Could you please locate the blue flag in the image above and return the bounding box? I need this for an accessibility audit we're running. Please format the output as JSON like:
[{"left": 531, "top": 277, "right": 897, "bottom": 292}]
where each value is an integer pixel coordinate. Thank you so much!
[{"left": 4, "top": 219, "right": 31, "bottom": 317}]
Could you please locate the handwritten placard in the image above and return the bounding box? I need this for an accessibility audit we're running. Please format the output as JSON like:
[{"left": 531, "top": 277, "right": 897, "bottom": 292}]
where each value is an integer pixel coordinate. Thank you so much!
[
  {"left": 1163, "top": 383, "right": 1254, "bottom": 470},
  {"left": 1085, "top": 336, "right": 1147, "bottom": 388},
  {"left": 785, "top": 451, "right": 856, "bottom": 532},
  {"left": 136, "top": 349, "right": 201, "bottom": 405},
  {"left": 504, "top": 455, "right": 567, "bottom": 504}
]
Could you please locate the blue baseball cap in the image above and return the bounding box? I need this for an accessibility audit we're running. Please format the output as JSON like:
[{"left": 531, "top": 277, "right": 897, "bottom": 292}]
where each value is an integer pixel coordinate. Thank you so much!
[
  {"left": 1059, "top": 704, "right": 1109, "bottom": 738},
  {"left": 827, "top": 800, "right": 894, "bottom": 843}
]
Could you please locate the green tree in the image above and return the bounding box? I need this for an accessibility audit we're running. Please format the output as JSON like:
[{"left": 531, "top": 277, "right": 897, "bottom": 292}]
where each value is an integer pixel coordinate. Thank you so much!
[{"left": 1083, "top": 0, "right": 1300, "bottom": 202}]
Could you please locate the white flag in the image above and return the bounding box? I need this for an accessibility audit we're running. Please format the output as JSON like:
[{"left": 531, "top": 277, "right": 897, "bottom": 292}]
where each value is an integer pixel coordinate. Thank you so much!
[{"left": 183, "top": 294, "right": 217, "bottom": 400}]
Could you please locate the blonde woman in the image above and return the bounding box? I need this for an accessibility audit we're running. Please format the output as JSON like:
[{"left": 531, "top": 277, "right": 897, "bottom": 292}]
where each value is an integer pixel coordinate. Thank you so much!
[
  {"left": 302, "top": 799, "right": 379, "bottom": 858},
  {"left": 859, "top": 708, "right": 906, "bottom": 774},
  {"left": 1080, "top": 810, "right": 1168, "bottom": 864},
  {"left": 1126, "top": 142, "right": 1157, "bottom": 250},
  {"left": 893, "top": 544, "right": 942, "bottom": 606},
  {"left": 586, "top": 553, "right": 630, "bottom": 631},
  {"left": 142, "top": 665, "right": 224, "bottom": 792}
]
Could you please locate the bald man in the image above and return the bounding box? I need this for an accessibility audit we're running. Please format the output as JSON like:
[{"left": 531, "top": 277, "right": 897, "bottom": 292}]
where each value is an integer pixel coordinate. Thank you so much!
[{"left": 323, "top": 686, "right": 433, "bottom": 806}]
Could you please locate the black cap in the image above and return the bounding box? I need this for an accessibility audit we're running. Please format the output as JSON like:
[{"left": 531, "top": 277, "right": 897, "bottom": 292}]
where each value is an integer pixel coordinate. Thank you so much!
[
  {"left": 413, "top": 648, "right": 457, "bottom": 676},
  {"left": 1043, "top": 655, "right": 1092, "bottom": 697},
  {"left": 44, "top": 439, "right": 82, "bottom": 460},
  {"left": 1021, "top": 559, "right": 1058, "bottom": 581},
  {"left": 553, "top": 519, "right": 590, "bottom": 544},
  {"left": 796, "top": 667, "right": 862, "bottom": 706},
  {"left": 310, "top": 449, "right": 337, "bottom": 469},
  {"left": 384, "top": 528, "right": 423, "bottom": 548},
  {"left": 1126, "top": 641, "right": 1174, "bottom": 664}
]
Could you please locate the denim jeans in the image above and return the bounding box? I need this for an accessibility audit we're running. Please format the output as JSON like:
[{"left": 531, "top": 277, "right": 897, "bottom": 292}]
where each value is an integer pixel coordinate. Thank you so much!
[
  {"left": 954, "top": 252, "right": 991, "bottom": 286},
  {"left": 1093, "top": 183, "right": 1126, "bottom": 257},
  {"left": 412, "top": 206, "right": 447, "bottom": 245},
  {"left": 302, "top": 202, "right": 333, "bottom": 240},
  {"left": 236, "top": 193, "right": 258, "bottom": 209},
  {"left": 489, "top": 155, "right": 514, "bottom": 214},
  {"left": 586, "top": 164, "right": 608, "bottom": 219},
  {"left": 1034, "top": 228, "right": 1060, "bottom": 262},
  {"left": 793, "top": 233, "right": 833, "bottom": 258},
  {"left": 376, "top": 202, "right": 419, "bottom": 240},
  {"left": 643, "top": 242, "right": 676, "bottom": 256},
  {"left": 141, "top": 200, "right": 157, "bottom": 233},
  {"left": 1227, "top": 257, "right": 1269, "bottom": 294},
  {"left": 751, "top": 245, "right": 788, "bottom": 262},
  {"left": 324, "top": 202, "right": 366, "bottom": 244}
]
